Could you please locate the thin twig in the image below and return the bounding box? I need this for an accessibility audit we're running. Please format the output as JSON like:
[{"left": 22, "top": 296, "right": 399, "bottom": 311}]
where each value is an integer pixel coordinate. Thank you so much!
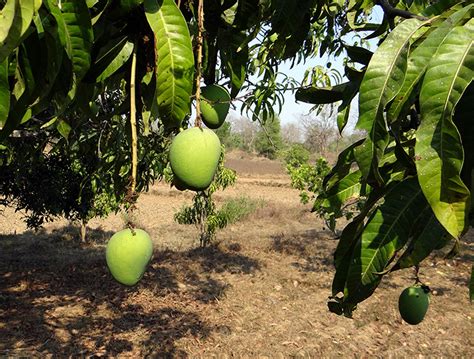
[
  {"left": 377, "top": 0, "right": 428, "bottom": 21},
  {"left": 194, "top": 0, "right": 205, "bottom": 128},
  {"left": 130, "top": 41, "right": 138, "bottom": 194}
]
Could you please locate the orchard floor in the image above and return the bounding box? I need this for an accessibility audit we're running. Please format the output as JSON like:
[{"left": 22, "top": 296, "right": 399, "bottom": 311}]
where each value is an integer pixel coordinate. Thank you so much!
[{"left": 0, "top": 151, "right": 473, "bottom": 357}]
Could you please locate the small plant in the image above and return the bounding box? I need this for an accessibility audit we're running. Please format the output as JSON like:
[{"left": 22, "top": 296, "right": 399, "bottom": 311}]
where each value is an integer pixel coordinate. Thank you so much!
[
  {"left": 172, "top": 146, "right": 237, "bottom": 246},
  {"left": 285, "top": 153, "right": 363, "bottom": 234},
  {"left": 286, "top": 156, "right": 331, "bottom": 205},
  {"left": 219, "top": 196, "right": 263, "bottom": 224}
]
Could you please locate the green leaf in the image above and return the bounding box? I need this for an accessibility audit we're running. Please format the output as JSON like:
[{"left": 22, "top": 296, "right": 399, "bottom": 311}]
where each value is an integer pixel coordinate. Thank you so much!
[
  {"left": 388, "top": 5, "right": 474, "bottom": 123},
  {"left": 337, "top": 102, "right": 350, "bottom": 135},
  {"left": 57, "top": 118, "right": 71, "bottom": 139},
  {"left": 296, "top": 82, "right": 348, "bottom": 104},
  {"left": 119, "top": 0, "right": 143, "bottom": 12},
  {"left": 321, "top": 170, "right": 362, "bottom": 212},
  {"left": 356, "top": 18, "right": 428, "bottom": 185},
  {"left": 0, "top": 0, "right": 17, "bottom": 44},
  {"left": 145, "top": 0, "right": 194, "bottom": 129},
  {"left": 415, "top": 21, "right": 474, "bottom": 239},
  {"left": 421, "top": 0, "right": 466, "bottom": 17},
  {"left": 45, "top": 0, "right": 93, "bottom": 93},
  {"left": 30, "top": 21, "right": 64, "bottom": 113},
  {"left": 395, "top": 209, "right": 448, "bottom": 270},
  {"left": 219, "top": 29, "right": 248, "bottom": 97},
  {"left": 96, "top": 40, "right": 134, "bottom": 82},
  {"left": 344, "top": 178, "right": 428, "bottom": 305},
  {"left": 454, "top": 83, "right": 474, "bottom": 226},
  {"left": 0, "top": 60, "right": 10, "bottom": 127},
  {"left": 344, "top": 44, "right": 373, "bottom": 65},
  {"left": 0, "top": 0, "right": 36, "bottom": 63},
  {"left": 332, "top": 186, "right": 387, "bottom": 296},
  {"left": 324, "top": 139, "right": 364, "bottom": 188}
]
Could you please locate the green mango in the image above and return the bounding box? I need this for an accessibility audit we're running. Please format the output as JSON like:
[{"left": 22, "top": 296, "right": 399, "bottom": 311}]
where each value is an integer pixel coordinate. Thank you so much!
[
  {"left": 169, "top": 127, "right": 221, "bottom": 190},
  {"left": 200, "top": 84, "right": 231, "bottom": 129},
  {"left": 106, "top": 228, "right": 153, "bottom": 286},
  {"left": 398, "top": 286, "right": 430, "bottom": 325}
]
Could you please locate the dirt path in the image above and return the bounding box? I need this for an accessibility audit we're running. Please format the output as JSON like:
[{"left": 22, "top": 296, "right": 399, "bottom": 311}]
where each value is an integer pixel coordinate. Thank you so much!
[{"left": 1, "top": 157, "right": 473, "bottom": 357}]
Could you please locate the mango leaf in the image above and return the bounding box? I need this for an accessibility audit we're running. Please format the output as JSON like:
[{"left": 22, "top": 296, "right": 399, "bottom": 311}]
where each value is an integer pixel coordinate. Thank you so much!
[
  {"left": 343, "top": 178, "right": 428, "bottom": 305},
  {"left": 96, "top": 40, "right": 134, "bottom": 82},
  {"left": 219, "top": 29, "right": 248, "bottom": 98},
  {"left": 454, "top": 83, "right": 474, "bottom": 226},
  {"left": 145, "top": 0, "right": 194, "bottom": 129},
  {"left": 296, "top": 82, "right": 349, "bottom": 104},
  {"left": 30, "top": 22, "right": 64, "bottom": 113},
  {"left": 388, "top": 5, "right": 474, "bottom": 124},
  {"left": 45, "top": 0, "right": 93, "bottom": 93},
  {"left": 394, "top": 209, "right": 448, "bottom": 270},
  {"left": 0, "top": 43, "right": 36, "bottom": 140},
  {"left": 0, "top": 0, "right": 17, "bottom": 45},
  {"left": 119, "top": 0, "right": 143, "bottom": 12},
  {"left": 356, "top": 18, "right": 428, "bottom": 185},
  {"left": 337, "top": 102, "right": 350, "bottom": 135},
  {"left": 322, "top": 171, "right": 362, "bottom": 211},
  {"left": 324, "top": 139, "right": 364, "bottom": 188},
  {"left": 0, "top": 0, "right": 35, "bottom": 63},
  {"left": 415, "top": 21, "right": 474, "bottom": 239},
  {"left": 421, "top": 0, "right": 466, "bottom": 17},
  {"left": 344, "top": 44, "right": 373, "bottom": 65},
  {"left": 57, "top": 119, "right": 71, "bottom": 140},
  {"left": 0, "top": 60, "right": 10, "bottom": 128},
  {"left": 332, "top": 186, "right": 387, "bottom": 296}
]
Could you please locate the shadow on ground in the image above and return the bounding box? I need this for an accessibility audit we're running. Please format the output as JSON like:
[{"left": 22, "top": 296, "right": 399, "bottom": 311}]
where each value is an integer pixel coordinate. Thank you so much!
[
  {"left": 270, "top": 229, "right": 335, "bottom": 273},
  {"left": 0, "top": 225, "right": 260, "bottom": 356}
]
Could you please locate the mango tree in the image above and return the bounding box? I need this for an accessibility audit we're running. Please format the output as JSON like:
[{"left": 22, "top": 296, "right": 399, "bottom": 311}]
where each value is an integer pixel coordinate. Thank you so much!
[{"left": 0, "top": 0, "right": 472, "bottom": 313}]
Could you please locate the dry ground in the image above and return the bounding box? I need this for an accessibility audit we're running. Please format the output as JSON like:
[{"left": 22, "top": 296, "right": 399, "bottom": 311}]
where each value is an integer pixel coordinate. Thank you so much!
[{"left": 0, "top": 151, "right": 473, "bottom": 357}]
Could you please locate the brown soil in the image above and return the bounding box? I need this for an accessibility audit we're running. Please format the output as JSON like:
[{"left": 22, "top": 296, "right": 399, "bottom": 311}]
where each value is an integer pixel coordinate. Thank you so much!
[{"left": 1, "top": 151, "right": 473, "bottom": 357}]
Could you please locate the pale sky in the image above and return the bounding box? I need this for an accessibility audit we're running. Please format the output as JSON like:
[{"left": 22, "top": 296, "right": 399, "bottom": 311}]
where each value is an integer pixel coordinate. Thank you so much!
[{"left": 233, "top": 6, "right": 384, "bottom": 134}]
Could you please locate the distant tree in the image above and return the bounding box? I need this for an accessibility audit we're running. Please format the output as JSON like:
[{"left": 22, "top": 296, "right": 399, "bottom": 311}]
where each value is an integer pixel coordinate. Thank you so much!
[
  {"left": 229, "top": 115, "right": 259, "bottom": 152},
  {"left": 281, "top": 122, "right": 303, "bottom": 144},
  {"left": 301, "top": 109, "right": 338, "bottom": 155},
  {"left": 213, "top": 121, "right": 245, "bottom": 150},
  {"left": 255, "top": 116, "right": 284, "bottom": 159}
]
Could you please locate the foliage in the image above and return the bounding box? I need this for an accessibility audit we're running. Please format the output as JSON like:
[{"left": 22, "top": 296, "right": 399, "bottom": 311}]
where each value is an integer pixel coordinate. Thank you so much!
[
  {"left": 281, "top": 143, "right": 310, "bottom": 167},
  {"left": 296, "top": 2, "right": 474, "bottom": 316},
  {"left": 213, "top": 121, "right": 245, "bottom": 150},
  {"left": 173, "top": 147, "right": 237, "bottom": 246},
  {"left": 218, "top": 196, "right": 263, "bottom": 224},
  {"left": 0, "top": 94, "right": 167, "bottom": 229},
  {"left": 254, "top": 115, "right": 283, "bottom": 159},
  {"left": 286, "top": 156, "right": 331, "bottom": 206},
  {"left": 0, "top": 0, "right": 472, "bottom": 316}
]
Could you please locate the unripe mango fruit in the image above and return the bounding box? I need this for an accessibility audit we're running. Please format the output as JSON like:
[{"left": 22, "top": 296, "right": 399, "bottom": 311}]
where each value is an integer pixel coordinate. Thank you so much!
[
  {"left": 201, "top": 84, "right": 231, "bottom": 129},
  {"left": 106, "top": 228, "right": 153, "bottom": 286},
  {"left": 398, "top": 286, "right": 430, "bottom": 325},
  {"left": 169, "top": 127, "right": 221, "bottom": 191}
]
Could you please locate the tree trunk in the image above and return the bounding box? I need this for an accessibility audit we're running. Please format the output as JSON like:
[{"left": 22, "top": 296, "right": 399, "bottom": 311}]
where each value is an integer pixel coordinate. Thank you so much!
[{"left": 80, "top": 220, "right": 87, "bottom": 243}]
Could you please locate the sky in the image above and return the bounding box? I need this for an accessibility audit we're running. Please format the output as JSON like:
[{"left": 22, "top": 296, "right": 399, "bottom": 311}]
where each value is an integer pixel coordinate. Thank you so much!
[{"left": 232, "top": 6, "right": 384, "bottom": 134}]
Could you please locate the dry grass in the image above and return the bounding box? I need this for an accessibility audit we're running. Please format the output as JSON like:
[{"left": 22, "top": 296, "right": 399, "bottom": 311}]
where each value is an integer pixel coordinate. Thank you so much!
[{"left": 1, "top": 151, "right": 473, "bottom": 357}]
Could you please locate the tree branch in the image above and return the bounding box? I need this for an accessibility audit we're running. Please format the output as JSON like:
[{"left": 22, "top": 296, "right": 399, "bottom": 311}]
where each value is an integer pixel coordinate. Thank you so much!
[
  {"left": 194, "top": 0, "right": 204, "bottom": 128},
  {"left": 377, "top": 0, "right": 427, "bottom": 21}
]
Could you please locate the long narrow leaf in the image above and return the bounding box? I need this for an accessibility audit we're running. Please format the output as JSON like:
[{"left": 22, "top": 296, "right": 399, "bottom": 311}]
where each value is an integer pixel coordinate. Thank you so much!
[
  {"left": 415, "top": 20, "right": 474, "bottom": 239},
  {"left": 45, "top": 0, "right": 93, "bottom": 88},
  {"left": 0, "top": 0, "right": 35, "bottom": 63},
  {"left": 145, "top": 0, "right": 194, "bottom": 129},
  {"left": 344, "top": 178, "right": 428, "bottom": 305},
  {"left": 356, "top": 19, "right": 428, "bottom": 184},
  {"left": 0, "top": 60, "right": 10, "bottom": 128},
  {"left": 388, "top": 5, "right": 474, "bottom": 123}
]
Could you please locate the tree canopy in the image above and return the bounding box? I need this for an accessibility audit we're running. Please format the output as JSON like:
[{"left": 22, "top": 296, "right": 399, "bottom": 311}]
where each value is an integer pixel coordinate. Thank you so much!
[{"left": 0, "top": 0, "right": 473, "bottom": 315}]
